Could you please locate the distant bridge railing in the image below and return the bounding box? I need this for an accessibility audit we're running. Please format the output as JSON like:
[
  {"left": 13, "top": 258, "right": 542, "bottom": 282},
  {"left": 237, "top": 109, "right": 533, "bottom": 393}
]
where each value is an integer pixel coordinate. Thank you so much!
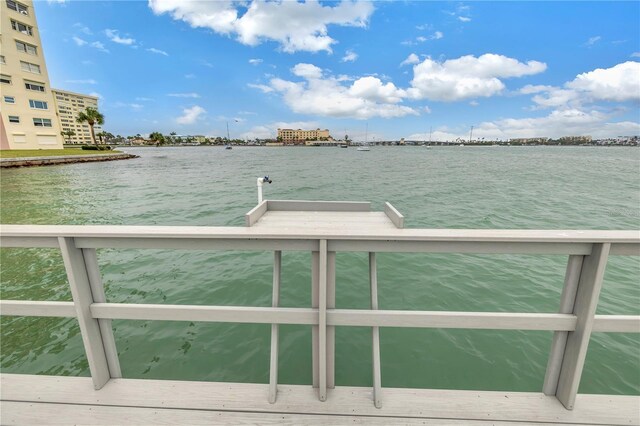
[{"left": 1, "top": 224, "right": 639, "bottom": 410}]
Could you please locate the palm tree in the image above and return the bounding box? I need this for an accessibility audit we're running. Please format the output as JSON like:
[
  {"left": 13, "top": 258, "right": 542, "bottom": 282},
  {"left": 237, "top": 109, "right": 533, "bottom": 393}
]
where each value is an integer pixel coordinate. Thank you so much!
[
  {"left": 61, "top": 129, "right": 76, "bottom": 144},
  {"left": 76, "top": 107, "right": 104, "bottom": 148}
]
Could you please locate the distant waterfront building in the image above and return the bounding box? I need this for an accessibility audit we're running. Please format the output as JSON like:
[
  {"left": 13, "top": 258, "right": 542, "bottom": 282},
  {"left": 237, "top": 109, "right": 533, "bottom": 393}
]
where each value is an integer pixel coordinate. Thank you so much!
[
  {"left": 277, "top": 128, "right": 331, "bottom": 143},
  {"left": 0, "top": 0, "right": 63, "bottom": 150},
  {"left": 509, "top": 137, "right": 549, "bottom": 144},
  {"left": 52, "top": 89, "right": 101, "bottom": 145},
  {"left": 559, "top": 135, "right": 592, "bottom": 144}
]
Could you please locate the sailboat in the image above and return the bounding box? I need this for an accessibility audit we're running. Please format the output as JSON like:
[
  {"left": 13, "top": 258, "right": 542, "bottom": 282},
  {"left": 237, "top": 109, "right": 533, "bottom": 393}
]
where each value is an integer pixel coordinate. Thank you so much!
[{"left": 357, "top": 123, "right": 370, "bottom": 151}]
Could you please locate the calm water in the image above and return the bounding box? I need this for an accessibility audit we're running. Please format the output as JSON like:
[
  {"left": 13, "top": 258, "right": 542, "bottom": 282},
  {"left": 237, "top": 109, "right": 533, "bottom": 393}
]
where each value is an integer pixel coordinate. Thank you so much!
[{"left": 1, "top": 146, "right": 639, "bottom": 394}]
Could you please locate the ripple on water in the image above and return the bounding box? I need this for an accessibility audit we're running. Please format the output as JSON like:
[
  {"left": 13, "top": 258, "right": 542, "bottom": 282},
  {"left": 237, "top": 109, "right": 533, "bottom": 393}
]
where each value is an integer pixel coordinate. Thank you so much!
[{"left": 1, "top": 146, "right": 638, "bottom": 394}]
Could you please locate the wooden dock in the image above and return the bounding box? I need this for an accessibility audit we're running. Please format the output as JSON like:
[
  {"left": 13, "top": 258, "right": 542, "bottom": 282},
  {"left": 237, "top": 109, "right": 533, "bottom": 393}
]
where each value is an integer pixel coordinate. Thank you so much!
[
  {"left": 1, "top": 200, "right": 639, "bottom": 424},
  {"left": 2, "top": 374, "right": 639, "bottom": 425}
]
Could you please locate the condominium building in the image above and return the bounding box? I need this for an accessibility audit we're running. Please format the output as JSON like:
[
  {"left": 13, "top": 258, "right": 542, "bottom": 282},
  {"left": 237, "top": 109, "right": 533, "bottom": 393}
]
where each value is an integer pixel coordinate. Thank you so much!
[
  {"left": 53, "top": 89, "right": 101, "bottom": 145},
  {"left": 0, "top": 0, "right": 63, "bottom": 149},
  {"left": 277, "top": 128, "right": 331, "bottom": 142}
]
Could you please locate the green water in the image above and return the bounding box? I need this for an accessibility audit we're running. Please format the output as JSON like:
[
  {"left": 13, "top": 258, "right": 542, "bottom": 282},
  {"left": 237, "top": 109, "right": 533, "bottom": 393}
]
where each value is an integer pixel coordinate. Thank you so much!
[{"left": 1, "top": 146, "right": 639, "bottom": 394}]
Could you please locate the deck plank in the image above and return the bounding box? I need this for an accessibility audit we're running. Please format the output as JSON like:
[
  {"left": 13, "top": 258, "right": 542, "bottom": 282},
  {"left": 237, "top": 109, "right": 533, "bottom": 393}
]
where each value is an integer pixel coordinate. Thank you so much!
[
  {"left": 1, "top": 374, "right": 638, "bottom": 425},
  {"left": 0, "top": 401, "right": 561, "bottom": 425}
]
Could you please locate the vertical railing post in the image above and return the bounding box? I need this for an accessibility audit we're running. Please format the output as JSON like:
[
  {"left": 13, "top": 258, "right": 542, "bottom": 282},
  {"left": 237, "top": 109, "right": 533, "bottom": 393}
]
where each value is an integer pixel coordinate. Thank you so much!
[
  {"left": 318, "top": 239, "right": 328, "bottom": 401},
  {"left": 555, "top": 243, "right": 611, "bottom": 409},
  {"left": 268, "top": 250, "right": 281, "bottom": 403},
  {"left": 313, "top": 247, "right": 334, "bottom": 391},
  {"left": 82, "top": 248, "right": 121, "bottom": 378},
  {"left": 58, "top": 237, "right": 111, "bottom": 390},
  {"left": 369, "top": 252, "right": 382, "bottom": 408},
  {"left": 327, "top": 250, "right": 336, "bottom": 389},
  {"left": 311, "top": 250, "right": 319, "bottom": 388},
  {"left": 543, "top": 254, "right": 583, "bottom": 395}
]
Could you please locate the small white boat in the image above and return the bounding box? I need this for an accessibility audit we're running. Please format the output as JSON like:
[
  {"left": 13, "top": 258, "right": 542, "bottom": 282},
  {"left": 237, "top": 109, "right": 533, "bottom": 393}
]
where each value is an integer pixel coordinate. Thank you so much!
[{"left": 357, "top": 145, "right": 370, "bottom": 151}]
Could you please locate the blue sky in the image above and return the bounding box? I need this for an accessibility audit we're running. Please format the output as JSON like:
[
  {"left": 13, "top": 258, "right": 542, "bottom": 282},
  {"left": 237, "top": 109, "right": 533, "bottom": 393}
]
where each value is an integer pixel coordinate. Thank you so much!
[{"left": 38, "top": 1, "right": 640, "bottom": 141}]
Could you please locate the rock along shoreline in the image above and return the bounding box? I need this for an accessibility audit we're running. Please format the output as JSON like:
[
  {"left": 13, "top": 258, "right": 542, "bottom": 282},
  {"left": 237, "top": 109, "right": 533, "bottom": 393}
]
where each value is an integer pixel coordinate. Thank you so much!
[{"left": 0, "top": 153, "right": 139, "bottom": 168}]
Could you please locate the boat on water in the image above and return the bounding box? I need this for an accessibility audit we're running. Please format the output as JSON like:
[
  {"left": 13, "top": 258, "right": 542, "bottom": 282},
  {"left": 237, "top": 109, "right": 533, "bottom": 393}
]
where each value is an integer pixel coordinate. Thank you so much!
[
  {"left": 340, "top": 144, "right": 348, "bottom": 148},
  {"left": 225, "top": 145, "right": 232, "bottom": 150},
  {"left": 357, "top": 144, "right": 370, "bottom": 151}
]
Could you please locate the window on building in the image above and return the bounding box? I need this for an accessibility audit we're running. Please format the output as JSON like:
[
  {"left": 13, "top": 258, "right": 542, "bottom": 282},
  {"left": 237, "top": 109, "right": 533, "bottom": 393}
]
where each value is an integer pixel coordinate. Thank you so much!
[
  {"left": 9, "top": 116, "right": 20, "bottom": 123},
  {"left": 1, "top": 74, "right": 11, "bottom": 84},
  {"left": 10, "top": 19, "right": 32, "bottom": 36},
  {"left": 33, "top": 118, "right": 52, "bottom": 127},
  {"left": 29, "top": 99, "right": 48, "bottom": 109},
  {"left": 4, "top": 96, "right": 15, "bottom": 103},
  {"left": 6, "top": 0, "right": 28, "bottom": 15},
  {"left": 25, "top": 81, "right": 45, "bottom": 92},
  {"left": 0, "top": 55, "right": 5, "bottom": 64},
  {"left": 16, "top": 40, "right": 37, "bottom": 55},
  {"left": 20, "top": 60, "right": 40, "bottom": 74}
]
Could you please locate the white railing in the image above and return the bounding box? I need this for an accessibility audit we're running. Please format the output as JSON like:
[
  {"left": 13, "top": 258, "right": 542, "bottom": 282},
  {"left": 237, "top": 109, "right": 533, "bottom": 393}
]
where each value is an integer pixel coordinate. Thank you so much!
[{"left": 1, "top": 224, "right": 639, "bottom": 410}]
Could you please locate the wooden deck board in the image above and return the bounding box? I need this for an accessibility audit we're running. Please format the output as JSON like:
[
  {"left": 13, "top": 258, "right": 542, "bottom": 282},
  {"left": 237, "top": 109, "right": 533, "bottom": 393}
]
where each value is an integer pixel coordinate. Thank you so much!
[
  {"left": 2, "top": 374, "right": 638, "bottom": 425},
  {"left": 1, "top": 401, "right": 563, "bottom": 425}
]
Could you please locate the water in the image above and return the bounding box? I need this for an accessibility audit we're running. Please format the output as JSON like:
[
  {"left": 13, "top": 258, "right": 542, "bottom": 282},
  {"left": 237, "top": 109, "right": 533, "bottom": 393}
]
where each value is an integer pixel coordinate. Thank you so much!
[{"left": 1, "top": 146, "right": 639, "bottom": 394}]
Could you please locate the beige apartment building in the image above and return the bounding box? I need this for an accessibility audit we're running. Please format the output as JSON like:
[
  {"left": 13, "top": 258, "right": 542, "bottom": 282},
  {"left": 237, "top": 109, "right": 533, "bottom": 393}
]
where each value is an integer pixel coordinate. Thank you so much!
[
  {"left": 277, "top": 128, "right": 331, "bottom": 142},
  {"left": 0, "top": 0, "right": 63, "bottom": 149},
  {"left": 53, "top": 89, "right": 100, "bottom": 145}
]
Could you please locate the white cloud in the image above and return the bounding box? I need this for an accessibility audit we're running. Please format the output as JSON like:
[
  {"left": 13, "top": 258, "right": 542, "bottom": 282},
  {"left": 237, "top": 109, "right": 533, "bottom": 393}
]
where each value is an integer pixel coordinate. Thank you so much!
[
  {"left": 184, "top": 73, "right": 196, "bottom": 79},
  {"left": 90, "top": 41, "right": 109, "bottom": 53},
  {"left": 519, "top": 84, "right": 555, "bottom": 94},
  {"left": 631, "top": 52, "right": 640, "bottom": 58},
  {"left": 167, "top": 92, "right": 200, "bottom": 98},
  {"left": 147, "top": 47, "right": 169, "bottom": 56},
  {"left": 402, "top": 31, "right": 443, "bottom": 46},
  {"left": 458, "top": 16, "right": 471, "bottom": 22},
  {"left": 529, "top": 61, "right": 640, "bottom": 108},
  {"left": 585, "top": 36, "right": 601, "bottom": 46},
  {"left": 88, "top": 92, "right": 102, "bottom": 99},
  {"left": 407, "top": 53, "right": 547, "bottom": 101},
  {"left": 247, "top": 83, "right": 274, "bottom": 93},
  {"left": 66, "top": 79, "right": 97, "bottom": 84},
  {"left": 469, "top": 100, "right": 479, "bottom": 106},
  {"left": 135, "top": 97, "right": 154, "bottom": 101},
  {"left": 148, "top": 0, "right": 374, "bottom": 53},
  {"left": 566, "top": 61, "right": 640, "bottom": 102},
  {"left": 256, "top": 63, "right": 417, "bottom": 119},
  {"left": 105, "top": 29, "right": 136, "bottom": 45},
  {"left": 400, "top": 53, "right": 420, "bottom": 67},
  {"left": 176, "top": 105, "right": 206, "bottom": 124},
  {"left": 72, "top": 36, "right": 87, "bottom": 46},
  {"left": 114, "top": 102, "right": 144, "bottom": 110},
  {"left": 249, "top": 58, "right": 263, "bottom": 65},
  {"left": 341, "top": 49, "right": 358, "bottom": 62},
  {"left": 73, "top": 23, "right": 92, "bottom": 35}
]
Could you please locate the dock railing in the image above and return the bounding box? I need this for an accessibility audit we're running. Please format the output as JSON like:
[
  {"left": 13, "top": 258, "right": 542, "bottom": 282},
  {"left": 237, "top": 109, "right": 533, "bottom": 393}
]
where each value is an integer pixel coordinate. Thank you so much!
[{"left": 1, "top": 224, "right": 639, "bottom": 411}]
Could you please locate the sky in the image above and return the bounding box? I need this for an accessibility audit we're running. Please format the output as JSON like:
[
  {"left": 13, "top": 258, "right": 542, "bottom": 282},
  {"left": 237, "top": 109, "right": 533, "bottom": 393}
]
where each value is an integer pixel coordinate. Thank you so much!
[{"left": 37, "top": 0, "right": 640, "bottom": 142}]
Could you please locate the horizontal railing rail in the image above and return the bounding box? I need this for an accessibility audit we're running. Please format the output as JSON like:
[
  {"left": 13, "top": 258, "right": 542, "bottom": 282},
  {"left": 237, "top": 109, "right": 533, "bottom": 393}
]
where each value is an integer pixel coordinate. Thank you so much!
[{"left": 1, "top": 224, "right": 639, "bottom": 411}]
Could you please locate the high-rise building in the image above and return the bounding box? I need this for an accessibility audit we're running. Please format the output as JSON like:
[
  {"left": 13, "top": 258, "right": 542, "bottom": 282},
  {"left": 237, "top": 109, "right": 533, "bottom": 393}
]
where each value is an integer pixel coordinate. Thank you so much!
[
  {"left": 53, "top": 89, "right": 101, "bottom": 145},
  {"left": 0, "top": 0, "right": 63, "bottom": 150}
]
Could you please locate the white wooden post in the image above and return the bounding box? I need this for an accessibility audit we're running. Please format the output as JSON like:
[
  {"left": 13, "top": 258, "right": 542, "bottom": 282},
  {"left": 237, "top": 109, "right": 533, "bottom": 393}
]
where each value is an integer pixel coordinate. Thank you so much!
[
  {"left": 327, "top": 251, "right": 336, "bottom": 389},
  {"left": 82, "top": 248, "right": 122, "bottom": 378},
  {"left": 369, "top": 252, "right": 382, "bottom": 408},
  {"left": 312, "top": 249, "right": 335, "bottom": 391},
  {"left": 58, "top": 237, "right": 111, "bottom": 389},
  {"left": 268, "top": 250, "right": 281, "bottom": 403},
  {"left": 312, "top": 251, "right": 319, "bottom": 388},
  {"left": 556, "top": 243, "right": 610, "bottom": 409},
  {"left": 318, "top": 239, "right": 328, "bottom": 402},
  {"left": 543, "top": 255, "right": 583, "bottom": 395}
]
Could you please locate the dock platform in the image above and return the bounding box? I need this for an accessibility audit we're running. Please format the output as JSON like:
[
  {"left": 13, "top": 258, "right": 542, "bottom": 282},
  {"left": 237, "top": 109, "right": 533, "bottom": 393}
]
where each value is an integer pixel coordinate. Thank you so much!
[{"left": 2, "top": 374, "right": 638, "bottom": 425}]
